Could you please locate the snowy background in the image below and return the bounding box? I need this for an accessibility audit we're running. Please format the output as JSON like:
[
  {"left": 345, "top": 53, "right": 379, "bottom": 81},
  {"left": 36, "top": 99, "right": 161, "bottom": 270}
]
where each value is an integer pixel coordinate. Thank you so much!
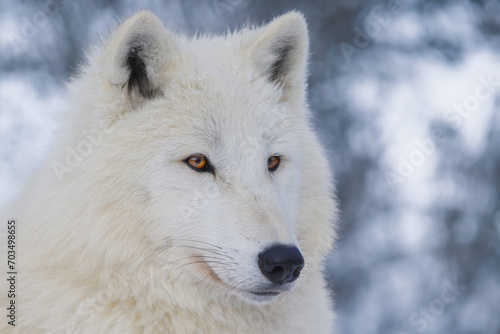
[{"left": 1, "top": 0, "right": 500, "bottom": 333}]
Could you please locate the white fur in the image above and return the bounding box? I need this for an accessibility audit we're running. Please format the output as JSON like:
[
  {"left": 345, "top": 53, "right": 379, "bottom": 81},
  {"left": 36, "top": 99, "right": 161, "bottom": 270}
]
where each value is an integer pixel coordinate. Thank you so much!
[{"left": 2, "top": 11, "right": 338, "bottom": 333}]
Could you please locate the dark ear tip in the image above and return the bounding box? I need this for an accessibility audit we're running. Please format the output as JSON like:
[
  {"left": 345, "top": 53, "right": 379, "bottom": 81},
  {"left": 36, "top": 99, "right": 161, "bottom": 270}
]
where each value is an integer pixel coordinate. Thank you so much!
[
  {"left": 269, "top": 44, "right": 292, "bottom": 83},
  {"left": 125, "top": 44, "right": 155, "bottom": 99}
]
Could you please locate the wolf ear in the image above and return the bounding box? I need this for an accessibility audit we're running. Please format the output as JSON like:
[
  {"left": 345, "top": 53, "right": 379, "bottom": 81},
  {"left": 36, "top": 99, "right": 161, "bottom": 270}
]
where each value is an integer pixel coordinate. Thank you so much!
[
  {"left": 103, "top": 11, "right": 174, "bottom": 108},
  {"left": 248, "top": 12, "right": 309, "bottom": 103}
]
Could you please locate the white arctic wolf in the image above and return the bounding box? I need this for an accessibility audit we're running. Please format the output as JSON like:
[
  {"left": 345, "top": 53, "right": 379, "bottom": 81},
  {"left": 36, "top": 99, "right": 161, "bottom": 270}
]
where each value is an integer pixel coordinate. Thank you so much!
[{"left": 2, "top": 10, "right": 337, "bottom": 333}]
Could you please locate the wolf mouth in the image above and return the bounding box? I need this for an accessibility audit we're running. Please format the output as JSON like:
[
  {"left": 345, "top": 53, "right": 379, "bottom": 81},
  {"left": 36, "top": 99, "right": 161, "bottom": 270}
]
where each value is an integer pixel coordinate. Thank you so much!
[
  {"left": 199, "top": 258, "right": 285, "bottom": 300},
  {"left": 249, "top": 290, "right": 281, "bottom": 296}
]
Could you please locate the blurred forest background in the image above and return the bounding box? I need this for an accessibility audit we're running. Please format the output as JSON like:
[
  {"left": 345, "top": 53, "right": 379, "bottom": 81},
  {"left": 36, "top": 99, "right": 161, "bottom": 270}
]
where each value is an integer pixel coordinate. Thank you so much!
[{"left": 1, "top": 0, "right": 500, "bottom": 333}]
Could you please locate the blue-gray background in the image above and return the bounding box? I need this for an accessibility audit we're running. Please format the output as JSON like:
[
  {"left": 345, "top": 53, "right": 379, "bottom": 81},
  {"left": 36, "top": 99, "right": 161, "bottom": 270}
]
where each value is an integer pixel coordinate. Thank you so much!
[{"left": 1, "top": 1, "right": 499, "bottom": 333}]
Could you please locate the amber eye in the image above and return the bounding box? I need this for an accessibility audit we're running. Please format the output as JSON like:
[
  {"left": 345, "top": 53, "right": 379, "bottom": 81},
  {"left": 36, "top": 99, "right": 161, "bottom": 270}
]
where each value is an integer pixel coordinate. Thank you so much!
[
  {"left": 267, "top": 156, "right": 280, "bottom": 172},
  {"left": 187, "top": 155, "right": 206, "bottom": 169},
  {"left": 185, "top": 154, "right": 214, "bottom": 174}
]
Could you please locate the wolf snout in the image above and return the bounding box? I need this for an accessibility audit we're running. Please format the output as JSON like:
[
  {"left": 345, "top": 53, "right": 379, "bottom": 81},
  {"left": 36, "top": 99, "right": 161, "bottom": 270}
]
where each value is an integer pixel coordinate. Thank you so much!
[{"left": 258, "top": 245, "right": 305, "bottom": 285}]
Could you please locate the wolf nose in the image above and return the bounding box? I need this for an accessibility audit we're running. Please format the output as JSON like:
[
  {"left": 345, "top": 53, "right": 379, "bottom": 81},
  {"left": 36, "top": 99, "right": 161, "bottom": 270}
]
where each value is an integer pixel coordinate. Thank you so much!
[{"left": 258, "top": 245, "right": 305, "bottom": 285}]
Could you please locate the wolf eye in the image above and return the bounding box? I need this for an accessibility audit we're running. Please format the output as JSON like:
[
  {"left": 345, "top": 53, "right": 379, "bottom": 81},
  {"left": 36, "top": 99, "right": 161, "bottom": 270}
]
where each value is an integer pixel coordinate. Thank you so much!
[
  {"left": 267, "top": 156, "right": 280, "bottom": 172},
  {"left": 188, "top": 156, "right": 206, "bottom": 169},
  {"left": 185, "top": 155, "right": 214, "bottom": 174}
]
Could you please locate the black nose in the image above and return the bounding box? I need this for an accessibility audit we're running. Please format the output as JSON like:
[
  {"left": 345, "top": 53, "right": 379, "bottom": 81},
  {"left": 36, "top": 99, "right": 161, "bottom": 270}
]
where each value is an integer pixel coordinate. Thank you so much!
[{"left": 258, "top": 245, "right": 305, "bottom": 285}]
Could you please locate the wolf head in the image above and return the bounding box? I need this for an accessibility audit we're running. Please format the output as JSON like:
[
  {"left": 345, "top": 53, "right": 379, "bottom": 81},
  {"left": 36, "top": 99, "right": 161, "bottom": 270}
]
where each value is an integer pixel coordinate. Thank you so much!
[{"left": 66, "top": 11, "right": 336, "bottom": 306}]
